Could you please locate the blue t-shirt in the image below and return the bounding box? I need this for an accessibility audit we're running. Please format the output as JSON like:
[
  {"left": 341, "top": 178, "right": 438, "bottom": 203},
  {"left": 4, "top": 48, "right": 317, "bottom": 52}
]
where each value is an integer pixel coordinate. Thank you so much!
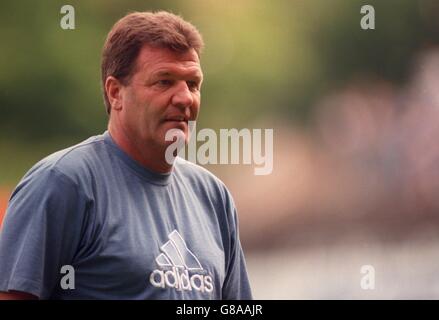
[{"left": 0, "top": 131, "right": 252, "bottom": 299}]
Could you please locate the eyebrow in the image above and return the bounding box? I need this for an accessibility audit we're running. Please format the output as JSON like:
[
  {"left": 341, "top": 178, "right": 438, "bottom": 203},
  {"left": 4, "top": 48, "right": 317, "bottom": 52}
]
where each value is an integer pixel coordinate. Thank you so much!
[{"left": 153, "top": 70, "right": 203, "bottom": 82}]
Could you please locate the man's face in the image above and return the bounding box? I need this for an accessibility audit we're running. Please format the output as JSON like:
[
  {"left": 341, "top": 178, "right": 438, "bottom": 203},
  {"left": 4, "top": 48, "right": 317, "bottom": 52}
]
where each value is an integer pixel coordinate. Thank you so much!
[{"left": 116, "top": 45, "right": 203, "bottom": 150}]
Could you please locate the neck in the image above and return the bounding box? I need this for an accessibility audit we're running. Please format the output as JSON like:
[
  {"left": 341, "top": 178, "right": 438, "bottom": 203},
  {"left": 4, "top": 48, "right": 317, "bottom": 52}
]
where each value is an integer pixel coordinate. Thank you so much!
[{"left": 107, "top": 121, "right": 173, "bottom": 174}]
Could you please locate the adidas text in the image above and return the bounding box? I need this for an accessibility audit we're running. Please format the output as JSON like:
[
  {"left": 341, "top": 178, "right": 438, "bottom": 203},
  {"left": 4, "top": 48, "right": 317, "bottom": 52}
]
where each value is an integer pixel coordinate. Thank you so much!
[{"left": 150, "top": 267, "right": 214, "bottom": 293}]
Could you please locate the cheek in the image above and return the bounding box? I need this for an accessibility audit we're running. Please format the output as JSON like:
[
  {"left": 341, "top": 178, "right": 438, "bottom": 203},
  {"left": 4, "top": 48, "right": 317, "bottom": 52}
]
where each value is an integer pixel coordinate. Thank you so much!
[
  {"left": 132, "top": 93, "right": 157, "bottom": 120},
  {"left": 192, "top": 96, "right": 201, "bottom": 117},
  {"left": 121, "top": 90, "right": 141, "bottom": 118}
]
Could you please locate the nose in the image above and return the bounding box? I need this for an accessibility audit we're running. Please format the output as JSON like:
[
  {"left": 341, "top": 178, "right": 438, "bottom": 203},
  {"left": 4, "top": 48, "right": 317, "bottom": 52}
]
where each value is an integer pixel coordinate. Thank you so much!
[{"left": 171, "top": 81, "right": 194, "bottom": 109}]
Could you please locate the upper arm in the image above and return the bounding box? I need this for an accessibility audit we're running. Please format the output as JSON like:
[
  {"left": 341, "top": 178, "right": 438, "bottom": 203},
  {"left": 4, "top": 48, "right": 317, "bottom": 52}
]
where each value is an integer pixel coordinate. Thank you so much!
[
  {"left": 0, "top": 168, "right": 88, "bottom": 298},
  {"left": 219, "top": 186, "right": 253, "bottom": 299}
]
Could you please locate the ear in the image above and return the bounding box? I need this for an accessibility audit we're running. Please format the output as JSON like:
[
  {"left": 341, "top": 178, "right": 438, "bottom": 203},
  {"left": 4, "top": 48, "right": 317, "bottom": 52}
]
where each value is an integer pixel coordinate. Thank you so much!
[{"left": 105, "top": 76, "right": 124, "bottom": 112}]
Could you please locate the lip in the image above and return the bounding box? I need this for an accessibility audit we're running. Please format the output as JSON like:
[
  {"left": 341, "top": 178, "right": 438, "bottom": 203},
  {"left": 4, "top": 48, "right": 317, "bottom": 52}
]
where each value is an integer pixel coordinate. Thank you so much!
[
  {"left": 162, "top": 119, "right": 188, "bottom": 132},
  {"left": 164, "top": 119, "right": 187, "bottom": 123},
  {"left": 164, "top": 116, "right": 189, "bottom": 122}
]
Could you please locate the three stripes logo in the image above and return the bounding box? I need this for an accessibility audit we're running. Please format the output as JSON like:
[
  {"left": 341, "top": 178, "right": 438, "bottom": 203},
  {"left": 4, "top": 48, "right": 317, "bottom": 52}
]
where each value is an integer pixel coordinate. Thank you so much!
[{"left": 149, "top": 230, "right": 214, "bottom": 293}]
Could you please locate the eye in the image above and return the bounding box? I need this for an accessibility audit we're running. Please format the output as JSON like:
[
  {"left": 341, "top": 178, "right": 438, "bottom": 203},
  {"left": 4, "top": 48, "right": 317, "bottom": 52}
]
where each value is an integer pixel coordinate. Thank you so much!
[
  {"left": 187, "top": 81, "right": 200, "bottom": 91},
  {"left": 156, "top": 79, "right": 173, "bottom": 87}
]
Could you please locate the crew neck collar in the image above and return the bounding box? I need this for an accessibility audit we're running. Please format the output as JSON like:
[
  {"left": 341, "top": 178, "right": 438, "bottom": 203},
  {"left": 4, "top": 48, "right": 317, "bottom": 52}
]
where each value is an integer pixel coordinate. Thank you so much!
[{"left": 102, "top": 131, "right": 173, "bottom": 186}]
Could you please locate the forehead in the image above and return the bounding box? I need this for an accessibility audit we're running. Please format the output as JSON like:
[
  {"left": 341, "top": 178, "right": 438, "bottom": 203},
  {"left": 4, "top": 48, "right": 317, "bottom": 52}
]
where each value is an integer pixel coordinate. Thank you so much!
[{"left": 134, "top": 45, "right": 202, "bottom": 78}]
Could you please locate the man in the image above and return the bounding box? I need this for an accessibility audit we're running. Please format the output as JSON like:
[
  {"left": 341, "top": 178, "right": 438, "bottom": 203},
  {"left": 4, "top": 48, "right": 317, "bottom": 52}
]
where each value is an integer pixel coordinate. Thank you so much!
[{"left": 0, "top": 11, "right": 252, "bottom": 299}]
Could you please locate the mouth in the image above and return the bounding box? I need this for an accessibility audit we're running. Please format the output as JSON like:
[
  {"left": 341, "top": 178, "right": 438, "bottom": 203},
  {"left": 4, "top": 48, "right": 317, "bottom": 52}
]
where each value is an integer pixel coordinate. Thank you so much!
[
  {"left": 163, "top": 116, "right": 189, "bottom": 131},
  {"left": 163, "top": 115, "right": 189, "bottom": 125},
  {"left": 164, "top": 115, "right": 188, "bottom": 122}
]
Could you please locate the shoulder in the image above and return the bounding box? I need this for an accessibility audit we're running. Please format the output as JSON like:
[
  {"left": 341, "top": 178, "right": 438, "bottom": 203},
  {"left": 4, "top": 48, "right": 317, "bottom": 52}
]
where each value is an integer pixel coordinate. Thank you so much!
[
  {"left": 173, "top": 157, "right": 236, "bottom": 210},
  {"left": 20, "top": 133, "right": 108, "bottom": 188},
  {"left": 174, "top": 157, "right": 227, "bottom": 189}
]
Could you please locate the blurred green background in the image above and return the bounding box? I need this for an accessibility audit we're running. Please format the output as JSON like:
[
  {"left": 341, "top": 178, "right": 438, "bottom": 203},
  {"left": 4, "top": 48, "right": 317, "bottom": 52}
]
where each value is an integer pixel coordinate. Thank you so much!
[
  {"left": 1, "top": 0, "right": 437, "bottom": 185},
  {"left": 2, "top": 0, "right": 439, "bottom": 299}
]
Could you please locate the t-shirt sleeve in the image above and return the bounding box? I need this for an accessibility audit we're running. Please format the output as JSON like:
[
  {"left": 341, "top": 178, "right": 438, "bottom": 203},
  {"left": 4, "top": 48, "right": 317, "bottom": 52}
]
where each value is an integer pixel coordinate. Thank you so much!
[
  {"left": 0, "top": 167, "right": 88, "bottom": 299},
  {"left": 221, "top": 190, "right": 253, "bottom": 300}
]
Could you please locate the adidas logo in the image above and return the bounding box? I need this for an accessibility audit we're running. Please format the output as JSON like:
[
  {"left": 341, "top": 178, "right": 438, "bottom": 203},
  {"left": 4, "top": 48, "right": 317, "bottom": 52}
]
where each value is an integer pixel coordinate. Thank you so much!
[{"left": 149, "top": 230, "right": 214, "bottom": 293}]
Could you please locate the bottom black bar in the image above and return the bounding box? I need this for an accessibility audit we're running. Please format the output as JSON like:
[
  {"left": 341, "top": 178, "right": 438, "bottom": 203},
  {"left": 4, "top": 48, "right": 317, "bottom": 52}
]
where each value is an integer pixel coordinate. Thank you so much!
[{"left": 0, "top": 300, "right": 437, "bottom": 318}]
